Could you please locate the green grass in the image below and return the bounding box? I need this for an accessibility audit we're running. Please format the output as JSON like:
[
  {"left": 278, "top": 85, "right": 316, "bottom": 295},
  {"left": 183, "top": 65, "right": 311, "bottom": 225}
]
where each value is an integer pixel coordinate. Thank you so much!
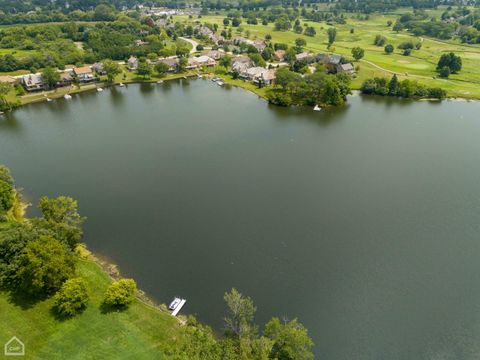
[
  {"left": 0, "top": 256, "right": 184, "bottom": 360},
  {"left": 174, "top": 10, "right": 480, "bottom": 99}
]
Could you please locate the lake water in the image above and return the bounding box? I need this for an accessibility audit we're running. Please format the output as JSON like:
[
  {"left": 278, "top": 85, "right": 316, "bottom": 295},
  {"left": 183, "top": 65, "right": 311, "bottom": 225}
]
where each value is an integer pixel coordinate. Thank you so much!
[{"left": 2, "top": 80, "right": 480, "bottom": 359}]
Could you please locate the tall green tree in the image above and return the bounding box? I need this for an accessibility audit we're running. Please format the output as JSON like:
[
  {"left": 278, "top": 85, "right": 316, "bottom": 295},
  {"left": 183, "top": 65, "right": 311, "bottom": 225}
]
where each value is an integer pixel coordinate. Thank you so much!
[
  {"left": 42, "top": 67, "right": 60, "bottom": 89},
  {"left": 102, "top": 59, "right": 120, "bottom": 82},
  {"left": 351, "top": 47, "right": 365, "bottom": 61},
  {"left": 264, "top": 317, "right": 314, "bottom": 360},
  {"left": 224, "top": 288, "right": 257, "bottom": 338},
  {"left": 327, "top": 27, "right": 337, "bottom": 46},
  {"left": 16, "top": 235, "right": 75, "bottom": 296},
  {"left": 35, "top": 196, "right": 85, "bottom": 249},
  {"left": 437, "top": 52, "right": 462, "bottom": 74},
  {"left": 137, "top": 61, "right": 152, "bottom": 79},
  {"left": 219, "top": 55, "right": 232, "bottom": 69}
]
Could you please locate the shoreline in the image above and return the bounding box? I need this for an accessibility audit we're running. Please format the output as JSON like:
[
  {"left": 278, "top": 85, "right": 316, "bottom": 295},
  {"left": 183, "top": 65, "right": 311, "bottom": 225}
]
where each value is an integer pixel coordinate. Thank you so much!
[{"left": 1, "top": 72, "right": 478, "bottom": 115}]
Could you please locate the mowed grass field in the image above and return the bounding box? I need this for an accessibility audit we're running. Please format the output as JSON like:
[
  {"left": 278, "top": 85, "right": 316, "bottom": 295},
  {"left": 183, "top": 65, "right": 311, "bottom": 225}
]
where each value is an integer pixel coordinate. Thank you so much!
[
  {"left": 174, "top": 9, "right": 480, "bottom": 98},
  {"left": 0, "top": 257, "right": 184, "bottom": 360}
]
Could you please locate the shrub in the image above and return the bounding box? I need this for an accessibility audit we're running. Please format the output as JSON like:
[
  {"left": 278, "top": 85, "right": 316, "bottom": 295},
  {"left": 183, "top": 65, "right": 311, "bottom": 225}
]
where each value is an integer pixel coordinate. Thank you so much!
[
  {"left": 374, "top": 35, "right": 387, "bottom": 46},
  {"left": 438, "top": 66, "right": 451, "bottom": 78},
  {"left": 103, "top": 279, "right": 137, "bottom": 308},
  {"left": 384, "top": 44, "right": 394, "bottom": 54},
  {"left": 54, "top": 278, "right": 89, "bottom": 317}
]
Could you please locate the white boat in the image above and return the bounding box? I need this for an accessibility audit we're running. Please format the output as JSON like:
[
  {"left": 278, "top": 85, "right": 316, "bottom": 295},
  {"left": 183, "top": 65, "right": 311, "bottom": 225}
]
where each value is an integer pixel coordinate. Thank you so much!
[
  {"left": 169, "top": 297, "right": 187, "bottom": 316},
  {"left": 46, "top": 98, "right": 53, "bottom": 102},
  {"left": 183, "top": 76, "right": 188, "bottom": 80},
  {"left": 64, "top": 94, "right": 72, "bottom": 100},
  {"left": 212, "top": 77, "right": 220, "bottom": 82},
  {"left": 217, "top": 81, "right": 224, "bottom": 86},
  {"left": 313, "top": 105, "right": 321, "bottom": 111},
  {"left": 119, "top": 83, "right": 125, "bottom": 87},
  {"left": 157, "top": 80, "right": 164, "bottom": 84},
  {"left": 169, "top": 297, "right": 182, "bottom": 310},
  {"left": 97, "top": 87, "right": 103, "bottom": 92},
  {"left": 197, "top": 74, "right": 203, "bottom": 79}
]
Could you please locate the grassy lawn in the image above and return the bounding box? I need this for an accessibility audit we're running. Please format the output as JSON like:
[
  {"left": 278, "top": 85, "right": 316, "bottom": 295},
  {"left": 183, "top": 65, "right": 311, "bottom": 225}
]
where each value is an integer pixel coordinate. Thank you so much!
[
  {"left": 174, "top": 10, "right": 480, "bottom": 99},
  {"left": 0, "top": 256, "right": 183, "bottom": 360}
]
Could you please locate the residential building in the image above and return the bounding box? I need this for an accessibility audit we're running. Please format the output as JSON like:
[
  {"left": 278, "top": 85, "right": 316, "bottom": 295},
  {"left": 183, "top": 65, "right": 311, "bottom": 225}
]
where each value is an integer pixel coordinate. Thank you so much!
[
  {"left": 127, "top": 56, "right": 139, "bottom": 71},
  {"left": 21, "top": 74, "right": 44, "bottom": 91},
  {"left": 73, "top": 66, "right": 96, "bottom": 83},
  {"left": 192, "top": 55, "right": 216, "bottom": 67},
  {"left": 273, "top": 50, "right": 286, "bottom": 61},
  {"left": 337, "top": 63, "right": 355, "bottom": 75},
  {"left": 57, "top": 72, "right": 73, "bottom": 87},
  {"left": 158, "top": 57, "right": 179, "bottom": 72},
  {"left": 254, "top": 69, "right": 276, "bottom": 85},
  {"left": 295, "top": 52, "right": 316, "bottom": 63},
  {"left": 92, "top": 62, "right": 106, "bottom": 75},
  {"left": 202, "top": 50, "right": 225, "bottom": 60}
]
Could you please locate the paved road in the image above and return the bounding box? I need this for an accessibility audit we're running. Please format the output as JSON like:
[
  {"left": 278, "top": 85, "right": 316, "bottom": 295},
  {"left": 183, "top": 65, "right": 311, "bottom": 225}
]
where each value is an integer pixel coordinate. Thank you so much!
[{"left": 179, "top": 37, "right": 199, "bottom": 53}]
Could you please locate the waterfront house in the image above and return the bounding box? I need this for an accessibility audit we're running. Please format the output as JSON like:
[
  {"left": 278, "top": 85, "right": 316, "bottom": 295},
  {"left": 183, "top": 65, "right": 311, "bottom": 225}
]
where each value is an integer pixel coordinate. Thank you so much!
[
  {"left": 57, "top": 72, "right": 73, "bottom": 87},
  {"left": 158, "top": 57, "right": 179, "bottom": 72},
  {"left": 193, "top": 55, "right": 216, "bottom": 67},
  {"left": 254, "top": 69, "right": 276, "bottom": 86},
  {"left": 241, "top": 66, "right": 265, "bottom": 81},
  {"left": 232, "top": 56, "right": 254, "bottom": 74},
  {"left": 21, "top": 73, "right": 45, "bottom": 91},
  {"left": 92, "top": 62, "right": 106, "bottom": 75},
  {"left": 127, "top": 56, "right": 139, "bottom": 71},
  {"left": 187, "top": 57, "right": 199, "bottom": 70},
  {"left": 73, "top": 66, "right": 96, "bottom": 83}
]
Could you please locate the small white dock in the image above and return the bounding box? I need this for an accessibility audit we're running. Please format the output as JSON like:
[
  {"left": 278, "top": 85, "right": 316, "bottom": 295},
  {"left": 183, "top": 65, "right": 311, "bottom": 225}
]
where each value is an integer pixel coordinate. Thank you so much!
[{"left": 171, "top": 299, "right": 186, "bottom": 317}]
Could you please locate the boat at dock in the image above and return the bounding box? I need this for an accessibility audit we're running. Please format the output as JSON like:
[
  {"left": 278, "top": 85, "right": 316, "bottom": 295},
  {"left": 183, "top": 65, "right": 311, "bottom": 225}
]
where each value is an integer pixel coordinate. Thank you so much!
[
  {"left": 157, "top": 80, "right": 164, "bottom": 84},
  {"left": 46, "top": 98, "right": 53, "bottom": 102},
  {"left": 119, "top": 83, "right": 125, "bottom": 87},
  {"left": 64, "top": 94, "right": 72, "bottom": 100},
  {"left": 313, "top": 105, "right": 321, "bottom": 111},
  {"left": 169, "top": 297, "right": 187, "bottom": 316},
  {"left": 217, "top": 81, "right": 224, "bottom": 86},
  {"left": 97, "top": 88, "right": 103, "bottom": 92}
]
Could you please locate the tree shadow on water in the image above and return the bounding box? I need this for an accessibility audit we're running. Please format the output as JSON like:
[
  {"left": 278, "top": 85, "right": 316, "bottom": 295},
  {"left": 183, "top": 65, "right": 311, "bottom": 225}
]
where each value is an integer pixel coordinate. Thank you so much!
[{"left": 268, "top": 102, "right": 351, "bottom": 128}]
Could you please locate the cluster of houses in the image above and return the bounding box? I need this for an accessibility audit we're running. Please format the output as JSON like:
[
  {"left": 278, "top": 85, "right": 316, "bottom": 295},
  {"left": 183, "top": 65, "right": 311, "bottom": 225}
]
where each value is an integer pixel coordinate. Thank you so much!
[{"left": 0, "top": 64, "right": 105, "bottom": 92}]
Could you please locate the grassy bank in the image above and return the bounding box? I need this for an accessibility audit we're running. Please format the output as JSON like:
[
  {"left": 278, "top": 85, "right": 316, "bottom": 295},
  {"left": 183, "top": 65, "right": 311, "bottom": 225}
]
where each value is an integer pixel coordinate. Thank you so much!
[{"left": 0, "top": 243, "right": 188, "bottom": 360}]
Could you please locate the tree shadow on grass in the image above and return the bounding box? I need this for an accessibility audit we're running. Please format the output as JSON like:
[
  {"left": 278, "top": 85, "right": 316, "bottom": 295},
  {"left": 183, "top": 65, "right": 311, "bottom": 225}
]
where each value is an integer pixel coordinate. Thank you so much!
[
  {"left": 5, "top": 288, "right": 50, "bottom": 310},
  {"left": 49, "top": 305, "right": 87, "bottom": 322},
  {"left": 99, "top": 302, "right": 128, "bottom": 314}
]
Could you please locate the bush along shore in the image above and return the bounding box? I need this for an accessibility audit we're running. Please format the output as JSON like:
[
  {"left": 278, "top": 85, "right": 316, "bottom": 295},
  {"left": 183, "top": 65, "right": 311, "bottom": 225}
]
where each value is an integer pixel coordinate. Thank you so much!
[{"left": 0, "top": 164, "right": 315, "bottom": 359}]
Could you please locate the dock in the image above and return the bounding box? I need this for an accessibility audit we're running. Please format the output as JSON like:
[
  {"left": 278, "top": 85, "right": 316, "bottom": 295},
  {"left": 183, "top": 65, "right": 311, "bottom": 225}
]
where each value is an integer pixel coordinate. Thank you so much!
[{"left": 171, "top": 299, "right": 186, "bottom": 316}]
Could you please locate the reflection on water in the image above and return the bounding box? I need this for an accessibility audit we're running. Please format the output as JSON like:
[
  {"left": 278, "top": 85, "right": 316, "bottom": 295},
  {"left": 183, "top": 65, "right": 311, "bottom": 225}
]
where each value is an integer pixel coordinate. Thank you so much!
[{"left": 2, "top": 81, "right": 480, "bottom": 360}]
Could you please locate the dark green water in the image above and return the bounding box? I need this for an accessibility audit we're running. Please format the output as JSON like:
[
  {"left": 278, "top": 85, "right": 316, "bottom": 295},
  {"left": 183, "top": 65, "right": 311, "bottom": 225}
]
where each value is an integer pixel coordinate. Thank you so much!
[{"left": 2, "top": 80, "right": 480, "bottom": 359}]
